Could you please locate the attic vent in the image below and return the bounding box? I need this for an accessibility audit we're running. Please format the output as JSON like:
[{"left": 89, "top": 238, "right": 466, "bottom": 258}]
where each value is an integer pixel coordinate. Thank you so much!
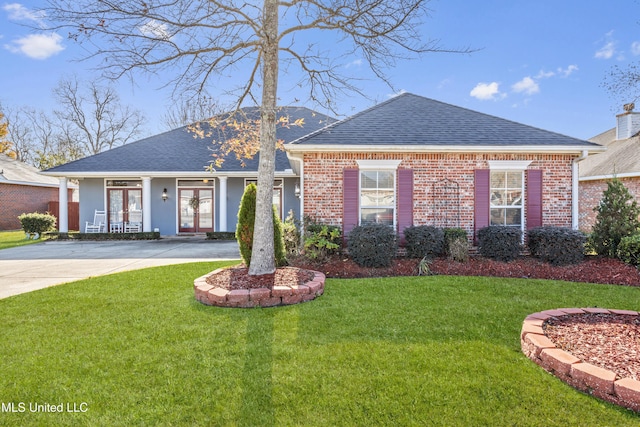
[{"left": 616, "top": 103, "right": 640, "bottom": 140}]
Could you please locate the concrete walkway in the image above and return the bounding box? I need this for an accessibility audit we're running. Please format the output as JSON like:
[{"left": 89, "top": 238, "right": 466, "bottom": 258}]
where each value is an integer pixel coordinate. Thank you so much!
[{"left": 0, "top": 237, "right": 240, "bottom": 299}]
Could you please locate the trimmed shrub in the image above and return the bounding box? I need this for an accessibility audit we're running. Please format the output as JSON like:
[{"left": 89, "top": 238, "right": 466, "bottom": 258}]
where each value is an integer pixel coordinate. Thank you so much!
[
  {"left": 236, "top": 184, "right": 287, "bottom": 267},
  {"left": 589, "top": 179, "right": 640, "bottom": 258},
  {"left": 477, "top": 226, "right": 522, "bottom": 262},
  {"left": 236, "top": 184, "right": 257, "bottom": 266},
  {"left": 18, "top": 212, "right": 56, "bottom": 237},
  {"left": 347, "top": 223, "right": 397, "bottom": 268},
  {"left": 618, "top": 233, "right": 640, "bottom": 267},
  {"left": 273, "top": 206, "right": 287, "bottom": 267},
  {"left": 527, "top": 226, "right": 585, "bottom": 266},
  {"left": 206, "top": 232, "right": 236, "bottom": 240},
  {"left": 404, "top": 225, "right": 445, "bottom": 259},
  {"left": 444, "top": 227, "right": 469, "bottom": 263}
]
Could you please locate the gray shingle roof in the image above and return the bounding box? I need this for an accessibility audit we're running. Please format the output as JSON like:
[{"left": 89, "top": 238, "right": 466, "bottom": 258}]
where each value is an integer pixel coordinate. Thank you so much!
[
  {"left": 0, "top": 154, "right": 61, "bottom": 186},
  {"left": 45, "top": 107, "right": 334, "bottom": 175},
  {"left": 580, "top": 128, "right": 640, "bottom": 178},
  {"left": 288, "top": 93, "right": 601, "bottom": 148}
]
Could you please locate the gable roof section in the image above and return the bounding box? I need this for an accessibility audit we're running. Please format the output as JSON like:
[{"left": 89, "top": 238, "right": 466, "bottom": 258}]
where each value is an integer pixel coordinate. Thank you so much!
[
  {"left": 580, "top": 128, "right": 640, "bottom": 180},
  {"left": 286, "top": 93, "right": 602, "bottom": 154},
  {"left": 0, "top": 154, "right": 62, "bottom": 187},
  {"left": 44, "top": 106, "right": 334, "bottom": 177}
]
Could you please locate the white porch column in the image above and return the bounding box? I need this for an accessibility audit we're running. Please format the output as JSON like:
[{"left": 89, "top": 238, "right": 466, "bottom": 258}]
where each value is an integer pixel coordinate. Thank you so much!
[
  {"left": 58, "top": 177, "right": 68, "bottom": 233},
  {"left": 142, "top": 177, "right": 152, "bottom": 232},
  {"left": 218, "top": 176, "right": 228, "bottom": 232}
]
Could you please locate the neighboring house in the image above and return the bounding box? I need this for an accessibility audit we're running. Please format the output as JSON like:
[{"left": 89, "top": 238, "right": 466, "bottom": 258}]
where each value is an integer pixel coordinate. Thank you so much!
[
  {"left": 42, "top": 107, "right": 334, "bottom": 235},
  {"left": 284, "top": 93, "right": 604, "bottom": 242},
  {"left": 579, "top": 105, "right": 640, "bottom": 230},
  {"left": 0, "top": 154, "right": 76, "bottom": 231}
]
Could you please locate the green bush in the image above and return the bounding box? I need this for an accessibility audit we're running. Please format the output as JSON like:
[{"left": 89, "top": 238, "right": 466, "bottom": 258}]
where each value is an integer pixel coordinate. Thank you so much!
[
  {"left": 235, "top": 184, "right": 287, "bottom": 267},
  {"left": 444, "top": 227, "right": 469, "bottom": 262},
  {"left": 206, "top": 232, "right": 236, "bottom": 240},
  {"left": 589, "top": 179, "right": 640, "bottom": 258},
  {"left": 236, "top": 184, "right": 257, "bottom": 266},
  {"left": 18, "top": 212, "right": 57, "bottom": 236},
  {"left": 617, "top": 233, "right": 640, "bottom": 267},
  {"left": 477, "top": 226, "right": 522, "bottom": 262},
  {"left": 273, "top": 206, "right": 287, "bottom": 267},
  {"left": 527, "top": 226, "right": 585, "bottom": 266},
  {"left": 302, "top": 217, "right": 342, "bottom": 261},
  {"left": 404, "top": 225, "right": 445, "bottom": 259},
  {"left": 303, "top": 225, "right": 341, "bottom": 261},
  {"left": 347, "top": 223, "right": 397, "bottom": 268}
]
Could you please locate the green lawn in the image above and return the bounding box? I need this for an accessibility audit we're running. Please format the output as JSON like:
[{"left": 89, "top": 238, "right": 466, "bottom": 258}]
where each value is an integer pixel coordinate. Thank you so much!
[
  {"left": 0, "top": 261, "right": 639, "bottom": 426},
  {"left": 0, "top": 230, "right": 43, "bottom": 251}
]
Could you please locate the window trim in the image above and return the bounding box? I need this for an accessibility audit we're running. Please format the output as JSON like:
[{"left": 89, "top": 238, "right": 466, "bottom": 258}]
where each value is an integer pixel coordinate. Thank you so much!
[
  {"left": 356, "top": 160, "right": 400, "bottom": 227},
  {"left": 489, "top": 169, "right": 524, "bottom": 229}
]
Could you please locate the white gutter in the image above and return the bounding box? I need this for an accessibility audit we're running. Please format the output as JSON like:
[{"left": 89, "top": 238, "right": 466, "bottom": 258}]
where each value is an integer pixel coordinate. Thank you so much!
[
  {"left": 40, "top": 170, "right": 298, "bottom": 179},
  {"left": 572, "top": 150, "right": 589, "bottom": 229},
  {"left": 580, "top": 171, "right": 640, "bottom": 181},
  {"left": 284, "top": 144, "right": 606, "bottom": 155}
]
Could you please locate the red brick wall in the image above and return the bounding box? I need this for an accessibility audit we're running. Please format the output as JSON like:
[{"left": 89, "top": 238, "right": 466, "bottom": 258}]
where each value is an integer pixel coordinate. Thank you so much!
[
  {"left": 0, "top": 184, "right": 61, "bottom": 230},
  {"left": 579, "top": 177, "right": 640, "bottom": 231},
  {"left": 303, "top": 152, "right": 575, "bottom": 239}
]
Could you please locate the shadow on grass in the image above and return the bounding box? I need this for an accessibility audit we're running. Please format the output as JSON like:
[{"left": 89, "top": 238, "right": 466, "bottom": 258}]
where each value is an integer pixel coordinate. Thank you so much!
[{"left": 239, "top": 310, "right": 275, "bottom": 427}]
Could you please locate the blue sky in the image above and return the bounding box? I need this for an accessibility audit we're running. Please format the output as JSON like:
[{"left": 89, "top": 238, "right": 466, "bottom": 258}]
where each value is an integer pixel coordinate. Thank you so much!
[{"left": 1, "top": 1, "right": 640, "bottom": 140}]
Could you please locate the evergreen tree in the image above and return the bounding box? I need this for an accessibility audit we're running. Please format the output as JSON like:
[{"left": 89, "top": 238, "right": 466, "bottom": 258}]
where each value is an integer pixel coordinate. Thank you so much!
[
  {"left": 236, "top": 183, "right": 287, "bottom": 267},
  {"left": 589, "top": 179, "right": 640, "bottom": 258},
  {"left": 236, "top": 184, "right": 257, "bottom": 266}
]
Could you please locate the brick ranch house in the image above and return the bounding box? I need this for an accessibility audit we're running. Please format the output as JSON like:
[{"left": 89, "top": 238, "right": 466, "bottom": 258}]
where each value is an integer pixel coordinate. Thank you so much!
[
  {"left": 285, "top": 93, "right": 604, "bottom": 243},
  {"left": 0, "top": 154, "right": 76, "bottom": 231},
  {"left": 579, "top": 105, "right": 640, "bottom": 230}
]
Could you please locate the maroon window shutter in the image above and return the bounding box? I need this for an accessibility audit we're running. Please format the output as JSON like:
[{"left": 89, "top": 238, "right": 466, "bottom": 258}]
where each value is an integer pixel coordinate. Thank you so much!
[
  {"left": 474, "top": 169, "right": 490, "bottom": 242},
  {"left": 343, "top": 168, "right": 359, "bottom": 242},
  {"left": 397, "top": 169, "right": 414, "bottom": 245},
  {"left": 526, "top": 169, "right": 543, "bottom": 230}
]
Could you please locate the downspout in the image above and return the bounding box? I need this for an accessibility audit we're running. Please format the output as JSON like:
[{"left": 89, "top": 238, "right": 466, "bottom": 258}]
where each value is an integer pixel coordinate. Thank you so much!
[{"left": 572, "top": 150, "right": 589, "bottom": 230}]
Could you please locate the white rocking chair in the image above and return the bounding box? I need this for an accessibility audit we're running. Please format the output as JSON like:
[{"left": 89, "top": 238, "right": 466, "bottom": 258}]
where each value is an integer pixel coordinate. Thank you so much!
[{"left": 85, "top": 210, "right": 106, "bottom": 233}]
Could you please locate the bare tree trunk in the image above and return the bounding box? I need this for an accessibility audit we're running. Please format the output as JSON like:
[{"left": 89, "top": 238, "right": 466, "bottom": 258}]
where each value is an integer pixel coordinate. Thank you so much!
[{"left": 248, "top": 0, "right": 279, "bottom": 276}]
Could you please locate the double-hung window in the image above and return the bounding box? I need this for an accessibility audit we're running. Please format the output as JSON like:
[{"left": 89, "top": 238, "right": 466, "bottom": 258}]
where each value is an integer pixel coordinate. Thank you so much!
[
  {"left": 360, "top": 170, "right": 395, "bottom": 226},
  {"left": 356, "top": 160, "right": 401, "bottom": 227},
  {"left": 490, "top": 170, "right": 523, "bottom": 228}
]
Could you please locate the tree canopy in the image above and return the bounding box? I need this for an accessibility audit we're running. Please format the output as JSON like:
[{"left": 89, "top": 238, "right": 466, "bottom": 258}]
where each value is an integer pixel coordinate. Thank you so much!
[{"left": 41, "top": 0, "right": 469, "bottom": 274}]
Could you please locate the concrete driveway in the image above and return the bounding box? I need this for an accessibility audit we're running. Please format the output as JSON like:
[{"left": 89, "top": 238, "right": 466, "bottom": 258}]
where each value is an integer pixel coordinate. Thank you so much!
[{"left": 0, "top": 237, "right": 240, "bottom": 299}]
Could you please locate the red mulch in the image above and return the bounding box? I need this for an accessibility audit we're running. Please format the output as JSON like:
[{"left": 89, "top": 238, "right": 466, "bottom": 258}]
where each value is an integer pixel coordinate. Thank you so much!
[
  {"left": 206, "top": 266, "right": 315, "bottom": 291},
  {"left": 289, "top": 255, "right": 640, "bottom": 286}
]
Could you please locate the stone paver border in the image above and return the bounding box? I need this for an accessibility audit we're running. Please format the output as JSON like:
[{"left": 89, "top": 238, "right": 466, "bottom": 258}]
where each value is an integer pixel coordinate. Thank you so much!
[
  {"left": 521, "top": 307, "right": 640, "bottom": 412},
  {"left": 194, "top": 268, "right": 325, "bottom": 308}
]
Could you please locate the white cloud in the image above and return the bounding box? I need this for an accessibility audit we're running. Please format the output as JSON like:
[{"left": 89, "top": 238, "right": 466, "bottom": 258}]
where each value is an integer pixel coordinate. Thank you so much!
[
  {"left": 139, "top": 19, "right": 171, "bottom": 40},
  {"left": 511, "top": 76, "right": 539, "bottom": 95},
  {"left": 558, "top": 64, "right": 578, "bottom": 77},
  {"left": 535, "top": 69, "right": 555, "bottom": 79},
  {"left": 345, "top": 59, "right": 363, "bottom": 68},
  {"left": 595, "top": 31, "right": 617, "bottom": 59},
  {"left": 470, "top": 82, "right": 502, "bottom": 100},
  {"left": 632, "top": 41, "right": 640, "bottom": 56},
  {"left": 3, "top": 3, "right": 45, "bottom": 26},
  {"left": 4, "top": 33, "right": 64, "bottom": 59}
]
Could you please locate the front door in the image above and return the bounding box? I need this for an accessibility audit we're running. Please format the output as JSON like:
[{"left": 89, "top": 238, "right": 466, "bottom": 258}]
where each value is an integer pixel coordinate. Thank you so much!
[
  {"left": 179, "top": 188, "right": 214, "bottom": 233},
  {"left": 107, "top": 188, "right": 142, "bottom": 230}
]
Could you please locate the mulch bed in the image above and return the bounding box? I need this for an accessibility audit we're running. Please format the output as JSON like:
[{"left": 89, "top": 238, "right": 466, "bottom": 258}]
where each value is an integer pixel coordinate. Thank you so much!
[
  {"left": 289, "top": 255, "right": 640, "bottom": 286},
  {"left": 206, "top": 266, "right": 316, "bottom": 291}
]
